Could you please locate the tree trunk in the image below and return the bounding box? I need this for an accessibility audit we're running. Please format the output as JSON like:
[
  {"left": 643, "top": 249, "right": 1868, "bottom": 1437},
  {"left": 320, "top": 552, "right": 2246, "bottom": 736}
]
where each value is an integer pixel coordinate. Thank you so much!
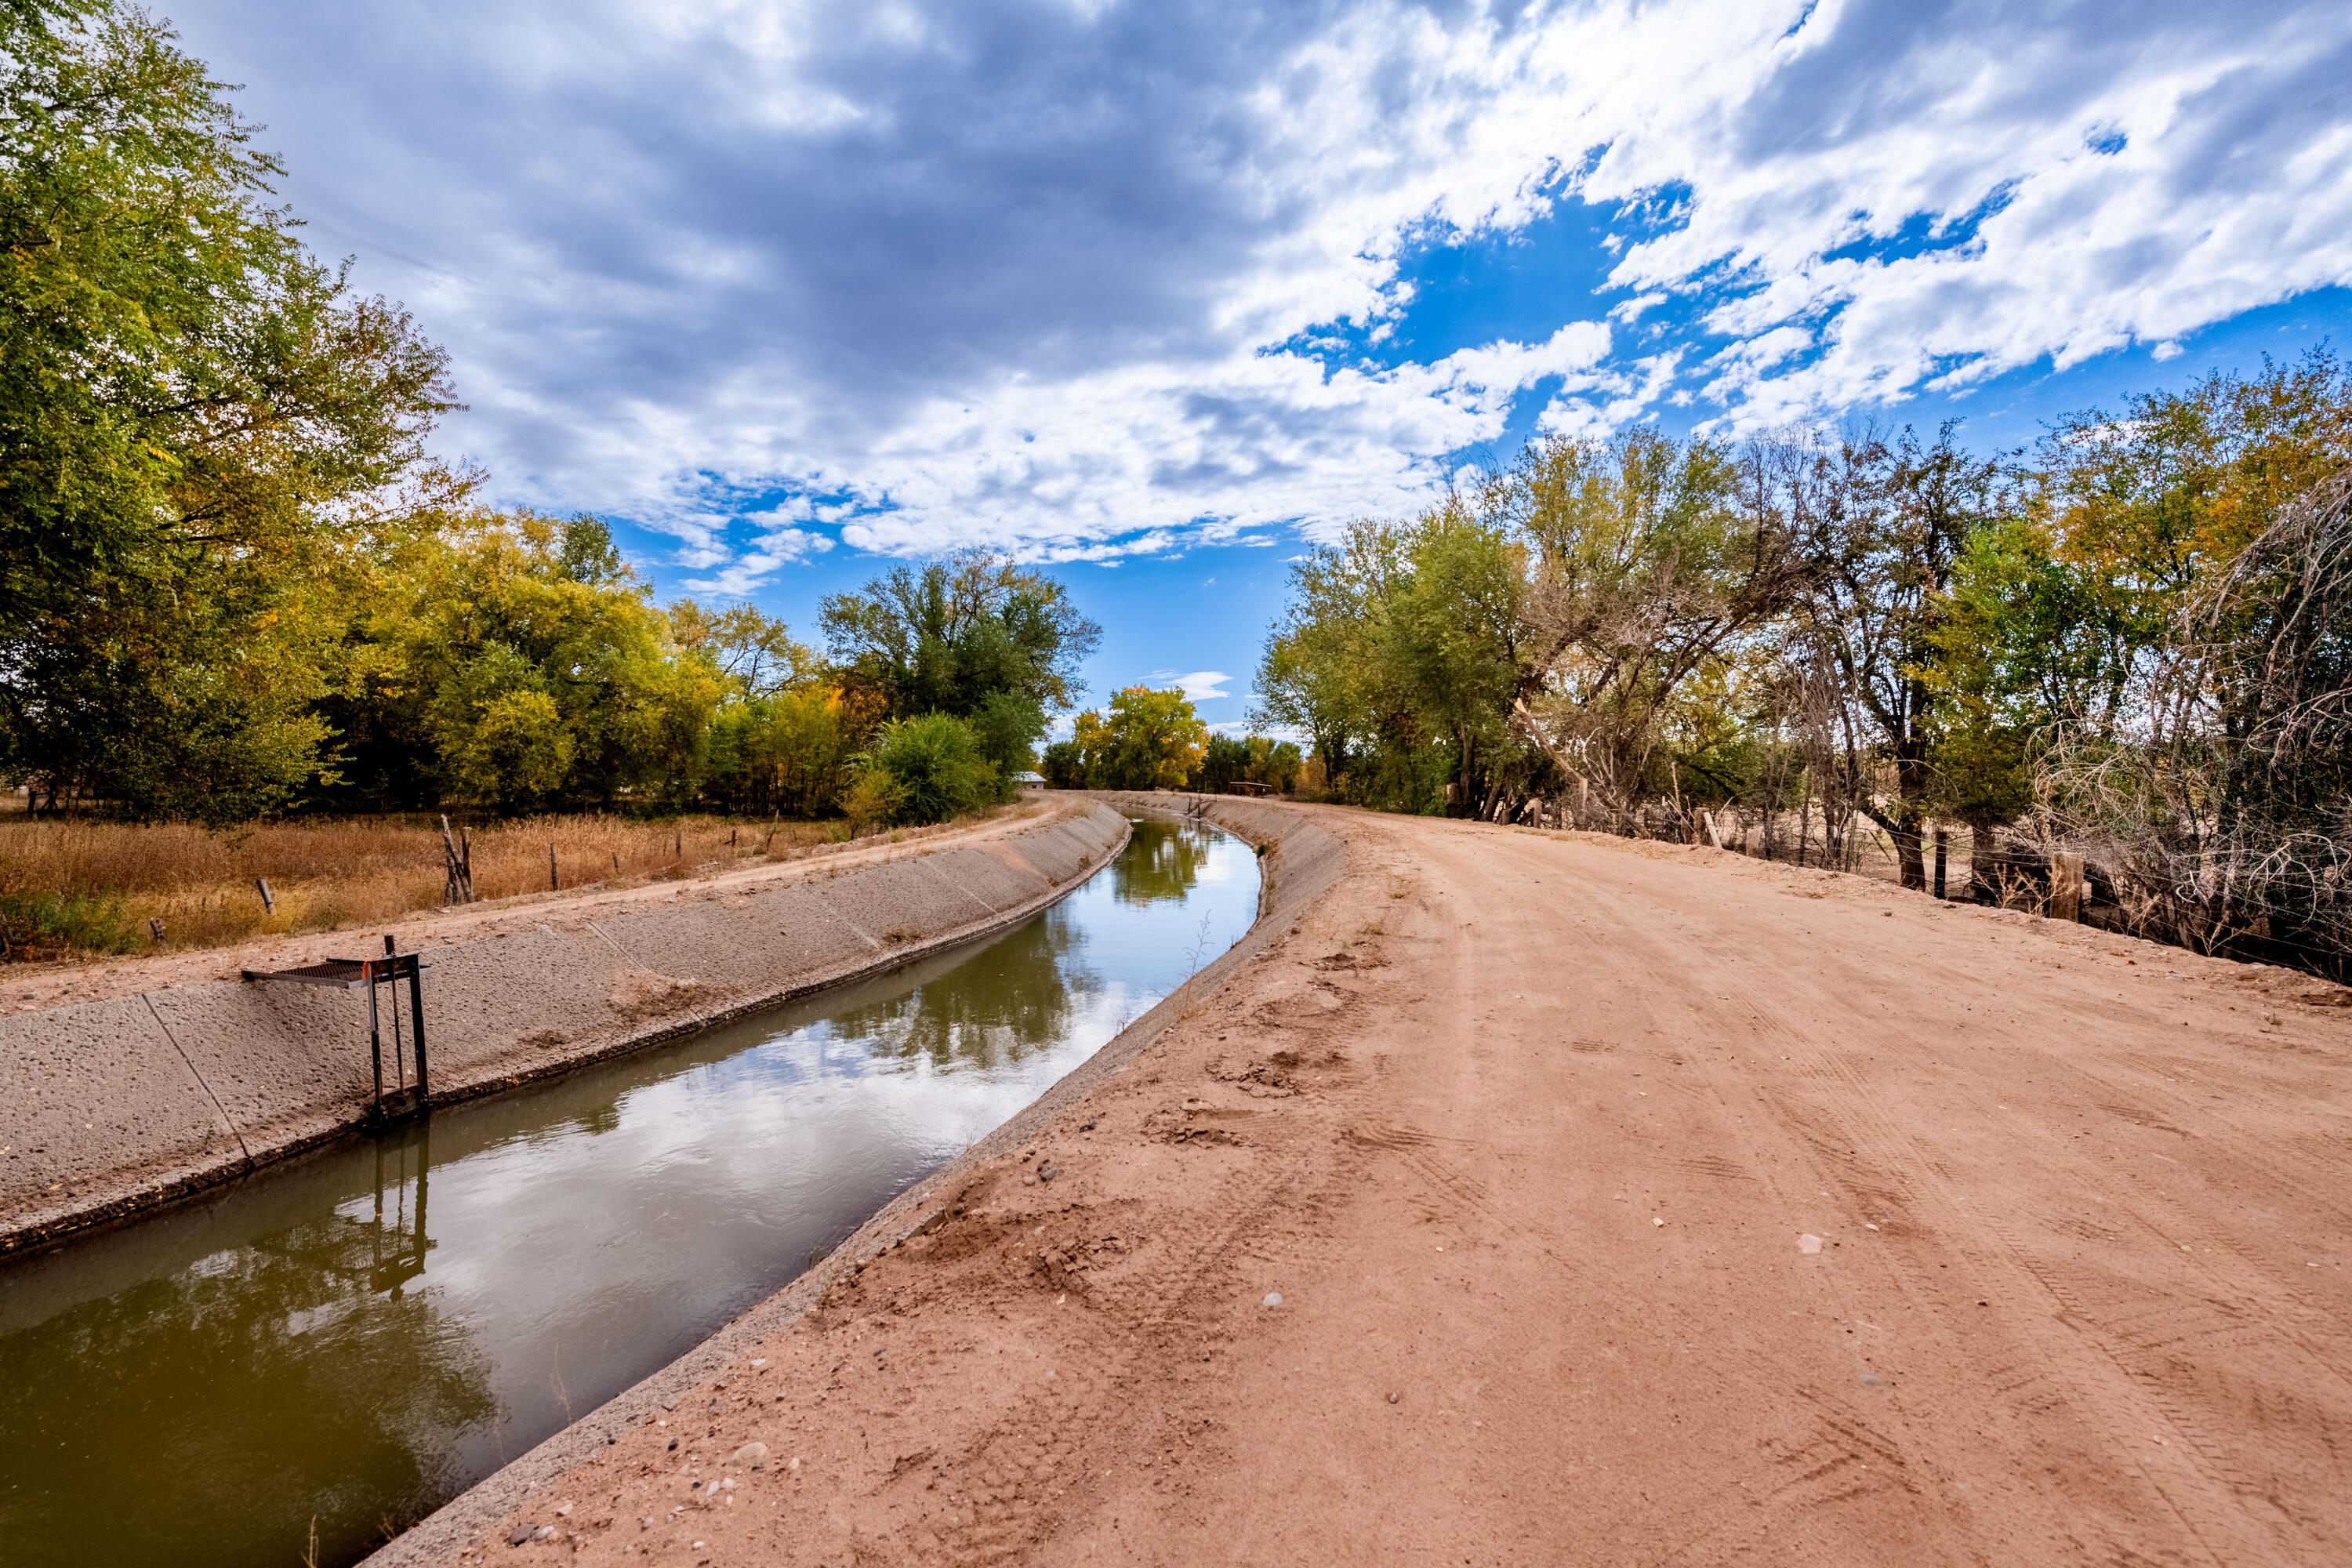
[
  {"left": 1888, "top": 818, "right": 1926, "bottom": 890},
  {"left": 1863, "top": 804, "right": 1929, "bottom": 891}
]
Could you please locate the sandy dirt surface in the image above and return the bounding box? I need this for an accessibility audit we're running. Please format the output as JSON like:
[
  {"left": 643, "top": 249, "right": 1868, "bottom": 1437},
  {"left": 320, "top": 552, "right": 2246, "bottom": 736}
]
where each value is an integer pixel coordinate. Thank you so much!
[
  {"left": 0, "top": 804, "right": 1070, "bottom": 1019},
  {"left": 447, "top": 803, "right": 2352, "bottom": 1567}
]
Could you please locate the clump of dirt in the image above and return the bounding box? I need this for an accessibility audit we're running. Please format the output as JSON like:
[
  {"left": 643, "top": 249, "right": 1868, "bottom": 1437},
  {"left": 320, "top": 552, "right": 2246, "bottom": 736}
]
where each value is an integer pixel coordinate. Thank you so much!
[
  {"left": 1206, "top": 1054, "right": 1300, "bottom": 1097},
  {"left": 1142, "top": 1105, "right": 1247, "bottom": 1145},
  {"left": 1031, "top": 1247, "right": 1091, "bottom": 1294},
  {"left": 605, "top": 968, "right": 700, "bottom": 1022}
]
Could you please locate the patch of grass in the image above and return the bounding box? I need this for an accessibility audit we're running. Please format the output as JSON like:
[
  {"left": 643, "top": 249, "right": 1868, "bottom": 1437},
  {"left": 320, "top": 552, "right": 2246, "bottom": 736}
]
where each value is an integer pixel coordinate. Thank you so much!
[{"left": 0, "top": 891, "right": 140, "bottom": 960}]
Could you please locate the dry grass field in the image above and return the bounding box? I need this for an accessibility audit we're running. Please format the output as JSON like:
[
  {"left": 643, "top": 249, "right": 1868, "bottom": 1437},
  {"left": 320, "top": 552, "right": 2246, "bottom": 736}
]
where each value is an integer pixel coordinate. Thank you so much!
[{"left": 0, "top": 814, "right": 848, "bottom": 960}]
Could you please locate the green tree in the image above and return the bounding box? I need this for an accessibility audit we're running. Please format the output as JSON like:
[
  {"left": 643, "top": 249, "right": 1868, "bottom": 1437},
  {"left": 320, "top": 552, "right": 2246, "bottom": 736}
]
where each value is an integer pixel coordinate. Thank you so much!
[
  {"left": 668, "top": 600, "right": 817, "bottom": 699},
  {"left": 1506, "top": 429, "right": 1795, "bottom": 826},
  {"left": 1039, "top": 739, "right": 1087, "bottom": 789},
  {"left": 1191, "top": 734, "right": 1249, "bottom": 792},
  {"left": 0, "top": 3, "right": 455, "bottom": 818},
  {"left": 396, "top": 515, "right": 722, "bottom": 811},
  {"left": 1075, "top": 686, "right": 1207, "bottom": 790},
  {"left": 1244, "top": 736, "right": 1303, "bottom": 792},
  {"left": 966, "top": 688, "right": 1046, "bottom": 786},
  {"left": 2027, "top": 349, "right": 2352, "bottom": 723},
  {"left": 705, "top": 684, "right": 871, "bottom": 818},
  {"left": 821, "top": 549, "right": 1099, "bottom": 724}
]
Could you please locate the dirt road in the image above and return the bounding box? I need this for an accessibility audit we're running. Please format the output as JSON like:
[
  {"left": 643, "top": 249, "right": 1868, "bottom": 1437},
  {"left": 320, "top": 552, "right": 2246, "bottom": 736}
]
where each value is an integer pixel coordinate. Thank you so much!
[{"left": 452, "top": 804, "right": 2352, "bottom": 1566}]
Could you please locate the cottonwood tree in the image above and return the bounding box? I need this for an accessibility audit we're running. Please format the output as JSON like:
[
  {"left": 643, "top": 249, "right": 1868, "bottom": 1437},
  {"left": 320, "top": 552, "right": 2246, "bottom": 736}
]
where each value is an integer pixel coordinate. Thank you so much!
[
  {"left": 821, "top": 550, "right": 1099, "bottom": 725},
  {"left": 1074, "top": 686, "right": 1209, "bottom": 790},
  {"left": 1507, "top": 430, "right": 1802, "bottom": 827},
  {"left": 1788, "top": 423, "right": 1996, "bottom": 889},
  {"left": 0, "top": 2, "right": 456, "bottom": 818}
]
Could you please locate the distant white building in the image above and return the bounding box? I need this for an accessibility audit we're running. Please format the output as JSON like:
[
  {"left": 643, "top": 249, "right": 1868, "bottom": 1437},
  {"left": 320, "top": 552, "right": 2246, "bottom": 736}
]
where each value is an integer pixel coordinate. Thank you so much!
[{"left": 1011, "top": 771, "right": 1047, "bottom": 789}]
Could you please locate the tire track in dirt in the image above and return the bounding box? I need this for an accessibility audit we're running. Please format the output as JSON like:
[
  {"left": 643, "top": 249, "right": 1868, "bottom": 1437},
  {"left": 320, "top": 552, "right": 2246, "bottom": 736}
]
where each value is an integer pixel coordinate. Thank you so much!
[{"left": 1531, "top": 830, "right": 2344, "bottom": 1566}]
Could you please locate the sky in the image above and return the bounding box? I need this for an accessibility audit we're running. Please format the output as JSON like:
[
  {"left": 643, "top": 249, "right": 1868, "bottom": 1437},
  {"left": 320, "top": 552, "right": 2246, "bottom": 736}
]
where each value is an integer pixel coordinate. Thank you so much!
[{"left": 162, "top": 0, "right": 2352, "bottom": 737}]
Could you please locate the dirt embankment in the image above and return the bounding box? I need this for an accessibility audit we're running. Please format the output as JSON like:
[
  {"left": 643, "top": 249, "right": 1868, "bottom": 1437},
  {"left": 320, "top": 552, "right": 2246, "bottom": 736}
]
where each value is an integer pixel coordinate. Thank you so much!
[
  {"left": 1, "top": 803, "right": 1128, "bottom": 1255},
  {"left": 399, "top": 795, "right": 2352, "bottom": 1568}
]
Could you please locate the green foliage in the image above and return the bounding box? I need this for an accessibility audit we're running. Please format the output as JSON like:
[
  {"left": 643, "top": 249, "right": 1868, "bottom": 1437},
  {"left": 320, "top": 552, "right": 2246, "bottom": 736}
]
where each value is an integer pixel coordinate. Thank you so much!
[
  {"left": 0, "top": 889, "right": 140, "bottom": 959},
  {"left": 396, "top": 515, "right": 724, "bottom": 811},
  {"left": 1039, "top": 739, "right": 1087, "bottom": 790},
  {"left": 1192, "top": 735, "right": 1250, "bottom": 793},
  {"left": 967, "top": 688, "right": 1045, "bottom": 783},
  {"left": 815, "top": 550, "right": 1094, "bottom": 811},
  {"left": 670, "top": 600, "right": 818, "bottom": 699},
  {"left": 840, "top": 764, "right": 907, "bottom": 836},
  {"left": 705, "top": 685, "right": 869, "bottom": 818},
  {"left": 822, "top": 549, "right": 1098, "bottom": 720},
  {"left": 1246, "top": 737, "right": 1304, "bottom": 793},
  {"left": 1256, "top": 428, "right": 1792, "bottom": 822},
  {"left": 1073, "top": 687, "right": 1207, "bottom": 790},
  {"left": 1187, "top": 733, "right": 1303, "bottom": 793},
  {"left": 0, "top": 4, "right": 456, "bottom": 822},
  {"left": 862, "top": 712, "right": 997, "bottom": 826}
]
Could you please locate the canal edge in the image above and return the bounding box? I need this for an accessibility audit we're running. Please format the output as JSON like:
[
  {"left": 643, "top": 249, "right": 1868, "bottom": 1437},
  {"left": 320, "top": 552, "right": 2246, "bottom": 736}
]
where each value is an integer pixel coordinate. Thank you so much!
[{"left": 359, "top": 793, "right": 1348, "bottom": 1568}]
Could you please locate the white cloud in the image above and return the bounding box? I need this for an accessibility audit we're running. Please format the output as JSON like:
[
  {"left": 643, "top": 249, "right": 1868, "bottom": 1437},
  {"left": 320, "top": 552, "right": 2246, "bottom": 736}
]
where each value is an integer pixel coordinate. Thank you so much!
[
  {"left": 168, "top": 0, "right": 2352, "bottom": 578},
  {"left": 1152, "top": 670, "right": 1234, "bottom": 702}
]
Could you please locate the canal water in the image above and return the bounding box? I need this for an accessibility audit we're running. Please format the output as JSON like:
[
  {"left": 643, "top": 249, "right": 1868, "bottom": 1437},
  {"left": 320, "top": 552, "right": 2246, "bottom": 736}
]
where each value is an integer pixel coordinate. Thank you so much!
[{"left": 0, "top": 818, "right": 1257, "bottom": 1568}]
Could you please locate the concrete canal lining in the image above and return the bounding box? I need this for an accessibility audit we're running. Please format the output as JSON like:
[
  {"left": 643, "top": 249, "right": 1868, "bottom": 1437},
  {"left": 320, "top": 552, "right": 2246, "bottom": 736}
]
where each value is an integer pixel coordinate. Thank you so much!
[
  {"left": 0, "top": 803, "right": 1131, "bottom": 1257},
  {"left": 361, "top": 789, "right": 1346, "bottom": 1568}
]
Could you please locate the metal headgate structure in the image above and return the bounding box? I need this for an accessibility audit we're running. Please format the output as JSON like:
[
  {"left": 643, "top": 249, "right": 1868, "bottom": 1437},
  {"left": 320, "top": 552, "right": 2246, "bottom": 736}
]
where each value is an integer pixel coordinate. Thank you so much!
[{"left": 242, "top": 935, "right": 432, "bottom": 1121}]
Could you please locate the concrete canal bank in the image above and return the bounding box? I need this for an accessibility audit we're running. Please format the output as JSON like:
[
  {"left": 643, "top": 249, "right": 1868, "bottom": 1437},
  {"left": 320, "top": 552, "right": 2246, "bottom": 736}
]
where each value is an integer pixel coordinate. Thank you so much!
[{"left": 1, "top": 803, "right": 1131, "bottom": 1256}]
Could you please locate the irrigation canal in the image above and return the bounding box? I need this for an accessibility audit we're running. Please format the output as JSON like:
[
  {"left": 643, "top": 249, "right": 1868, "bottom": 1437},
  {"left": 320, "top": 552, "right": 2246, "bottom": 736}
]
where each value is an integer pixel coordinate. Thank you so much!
[{"left": 0, "top": 817, "right": 1259, "bottom": 1568}]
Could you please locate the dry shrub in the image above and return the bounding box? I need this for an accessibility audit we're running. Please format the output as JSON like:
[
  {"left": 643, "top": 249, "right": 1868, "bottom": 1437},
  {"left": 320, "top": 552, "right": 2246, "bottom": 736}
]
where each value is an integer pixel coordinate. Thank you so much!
[{"left": 0, "top": 814, "right": 848, "bottom": 957}]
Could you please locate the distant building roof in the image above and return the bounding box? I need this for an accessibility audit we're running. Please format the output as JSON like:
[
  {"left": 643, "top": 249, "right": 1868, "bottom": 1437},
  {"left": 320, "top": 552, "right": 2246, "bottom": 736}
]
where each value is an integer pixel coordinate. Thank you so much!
[{"left": 1011, "top": 771, "right": 1047, "bottom": 786}]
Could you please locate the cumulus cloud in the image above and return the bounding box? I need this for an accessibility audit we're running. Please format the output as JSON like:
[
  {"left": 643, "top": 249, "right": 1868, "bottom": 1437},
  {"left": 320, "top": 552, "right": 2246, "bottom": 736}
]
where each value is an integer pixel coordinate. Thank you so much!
[{"left": 166, "top": 0, "right": 2352, "bottom": 578}]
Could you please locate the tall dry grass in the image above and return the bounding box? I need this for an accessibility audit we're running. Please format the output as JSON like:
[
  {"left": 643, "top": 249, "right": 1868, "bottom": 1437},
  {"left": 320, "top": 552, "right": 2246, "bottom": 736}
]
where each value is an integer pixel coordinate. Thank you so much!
[{"left": 0, "top": 814, "right": 851, "bottom": 960}]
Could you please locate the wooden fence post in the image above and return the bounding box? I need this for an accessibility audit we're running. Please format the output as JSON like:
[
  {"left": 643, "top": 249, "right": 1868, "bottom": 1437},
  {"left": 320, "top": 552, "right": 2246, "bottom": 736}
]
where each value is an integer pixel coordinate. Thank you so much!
[
  {"left": 2049, "top": 850, "right": 2085, "bottom": 921},
  {"left": 438, "top": 815, "right": 475, "bottom": 905}
]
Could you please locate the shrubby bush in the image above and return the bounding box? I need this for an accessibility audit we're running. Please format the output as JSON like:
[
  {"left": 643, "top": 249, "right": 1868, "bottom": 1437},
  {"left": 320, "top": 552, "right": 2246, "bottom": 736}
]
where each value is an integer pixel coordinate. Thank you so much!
[{"left": 860, "top": 713, "right": 1000, "bottom": 826}]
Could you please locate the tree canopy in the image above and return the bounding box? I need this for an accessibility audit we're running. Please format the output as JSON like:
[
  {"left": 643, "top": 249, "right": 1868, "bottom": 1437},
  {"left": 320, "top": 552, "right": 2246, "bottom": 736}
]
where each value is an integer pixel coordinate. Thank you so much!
[{"left": 1256, "top": 349, "right": 2352, "bottom": 969}]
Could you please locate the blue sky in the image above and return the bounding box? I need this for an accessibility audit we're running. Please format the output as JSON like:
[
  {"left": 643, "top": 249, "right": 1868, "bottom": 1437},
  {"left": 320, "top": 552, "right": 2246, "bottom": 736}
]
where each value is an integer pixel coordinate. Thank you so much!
[{"left": 164, "top": 0, "right": 2352, "bottom": 738}]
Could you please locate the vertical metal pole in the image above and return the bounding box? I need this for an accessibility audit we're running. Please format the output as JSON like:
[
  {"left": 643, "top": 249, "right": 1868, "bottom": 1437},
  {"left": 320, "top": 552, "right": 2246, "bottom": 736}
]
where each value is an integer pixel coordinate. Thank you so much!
[
  {"left": 367, "top": 960, "right": 384, "bottom": 1109},
  {"left": 387, "top": 942, "right": 405, "bottom": 1094},
  {"left": 550, "top": 843, "right": 560, "bottom": 891},
  {"left": 406, "top": 949, "right": 430, "bottom": 1109}
]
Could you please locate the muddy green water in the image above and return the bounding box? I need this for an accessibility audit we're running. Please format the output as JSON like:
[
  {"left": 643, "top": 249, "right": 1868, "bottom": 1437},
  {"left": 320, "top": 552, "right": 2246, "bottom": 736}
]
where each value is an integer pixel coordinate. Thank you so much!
[{"left": 0, "top": 818, "right": 1256, "bottom": 1568}]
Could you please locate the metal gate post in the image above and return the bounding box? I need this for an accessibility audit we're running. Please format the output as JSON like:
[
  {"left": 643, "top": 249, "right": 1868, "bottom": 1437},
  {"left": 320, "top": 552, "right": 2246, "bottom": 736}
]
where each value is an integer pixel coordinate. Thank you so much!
[
  {"left": 401, "top": 938, "right": 430, "bottom": 1109},
  {"left": 367, "top": 964, "right": 384, "bottom": 1106}
]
